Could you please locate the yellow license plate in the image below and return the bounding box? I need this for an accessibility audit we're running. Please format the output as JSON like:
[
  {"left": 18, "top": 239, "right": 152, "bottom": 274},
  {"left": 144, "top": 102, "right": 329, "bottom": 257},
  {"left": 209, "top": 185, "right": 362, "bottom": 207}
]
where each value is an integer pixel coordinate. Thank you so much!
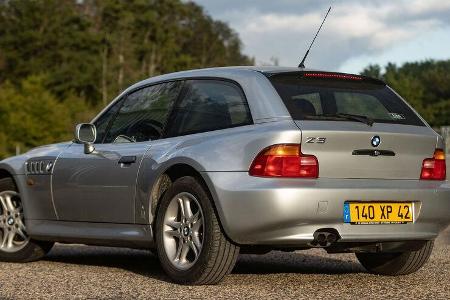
[{"left": 344, "top": 202, "right": 414, "bottom": 224}]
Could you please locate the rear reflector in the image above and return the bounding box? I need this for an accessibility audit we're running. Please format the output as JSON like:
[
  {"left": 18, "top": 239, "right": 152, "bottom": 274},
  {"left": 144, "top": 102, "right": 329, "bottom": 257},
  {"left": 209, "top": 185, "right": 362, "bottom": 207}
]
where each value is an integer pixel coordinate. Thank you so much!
[
  {"left": 420, "top": 149, "right": 446, "bottom": 180},
  {"left": 249, "top": 144, "right": 319, "bottom": 178},
  {"left": 303, "top": 73, "right": 363, "bottom": 81}
]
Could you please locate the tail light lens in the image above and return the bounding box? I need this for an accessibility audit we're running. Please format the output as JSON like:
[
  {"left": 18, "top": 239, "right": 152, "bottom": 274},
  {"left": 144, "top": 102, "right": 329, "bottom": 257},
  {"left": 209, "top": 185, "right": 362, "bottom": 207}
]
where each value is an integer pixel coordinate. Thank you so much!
[
  {"left": 420, "top": 149, "right": 446, "bottom": 180},
  {"left": 249, "top": 144, "right": 319, "bottom": 178}
]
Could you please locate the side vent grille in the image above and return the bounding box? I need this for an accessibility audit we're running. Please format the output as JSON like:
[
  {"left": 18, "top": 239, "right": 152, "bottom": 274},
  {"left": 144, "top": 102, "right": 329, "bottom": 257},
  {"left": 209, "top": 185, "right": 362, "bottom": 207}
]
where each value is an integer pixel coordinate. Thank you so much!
[{"left": 25, "top": 160, "right": 54, "bottom": 175}]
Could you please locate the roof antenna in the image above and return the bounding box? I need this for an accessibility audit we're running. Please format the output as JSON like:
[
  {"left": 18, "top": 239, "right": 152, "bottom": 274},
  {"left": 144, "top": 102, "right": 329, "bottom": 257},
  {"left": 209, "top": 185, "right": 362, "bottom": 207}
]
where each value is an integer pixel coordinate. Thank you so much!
[{"left": 298, "top": 6, "right": 332, "bottom": 68}]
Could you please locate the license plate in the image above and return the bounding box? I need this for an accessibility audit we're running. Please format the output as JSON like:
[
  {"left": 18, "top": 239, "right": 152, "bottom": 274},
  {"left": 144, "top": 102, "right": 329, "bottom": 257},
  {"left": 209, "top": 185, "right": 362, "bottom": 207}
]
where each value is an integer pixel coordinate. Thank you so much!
[{"left": 343, "top": 202, "right": 414, "bottom": 224}]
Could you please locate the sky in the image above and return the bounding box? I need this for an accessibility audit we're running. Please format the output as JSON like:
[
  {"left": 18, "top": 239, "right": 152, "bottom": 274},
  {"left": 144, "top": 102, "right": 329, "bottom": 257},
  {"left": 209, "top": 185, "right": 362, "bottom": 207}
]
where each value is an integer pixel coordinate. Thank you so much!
[{"left": 192, "top": 0, "right": 450, "bottom": 74}]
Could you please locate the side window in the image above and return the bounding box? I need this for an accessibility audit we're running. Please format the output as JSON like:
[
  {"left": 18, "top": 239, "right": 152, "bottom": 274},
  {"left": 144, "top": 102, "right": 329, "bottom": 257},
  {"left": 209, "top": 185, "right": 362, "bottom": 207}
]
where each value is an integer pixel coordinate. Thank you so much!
[
  {"left": 93, "top": 98, "right": 123, "bottom": 143},
  {"left": 167, "top": 80, "right": 252, "bottom": 136},
  {"left": 104, "top": 81, "right": 182, "bottom": 143}
]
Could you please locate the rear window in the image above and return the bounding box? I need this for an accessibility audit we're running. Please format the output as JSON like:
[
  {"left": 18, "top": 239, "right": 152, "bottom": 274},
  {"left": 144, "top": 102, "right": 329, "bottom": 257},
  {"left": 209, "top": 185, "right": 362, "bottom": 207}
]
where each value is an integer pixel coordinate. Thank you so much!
[{"left": 268, "top": 73, "right": 425, "bottom": 126}]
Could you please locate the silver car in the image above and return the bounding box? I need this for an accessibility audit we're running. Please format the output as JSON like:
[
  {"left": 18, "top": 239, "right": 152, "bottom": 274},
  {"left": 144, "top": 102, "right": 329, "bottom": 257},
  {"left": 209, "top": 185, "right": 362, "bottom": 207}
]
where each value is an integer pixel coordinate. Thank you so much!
[{"left": 0, "top": 67, "right": 448, "bottom": 284}]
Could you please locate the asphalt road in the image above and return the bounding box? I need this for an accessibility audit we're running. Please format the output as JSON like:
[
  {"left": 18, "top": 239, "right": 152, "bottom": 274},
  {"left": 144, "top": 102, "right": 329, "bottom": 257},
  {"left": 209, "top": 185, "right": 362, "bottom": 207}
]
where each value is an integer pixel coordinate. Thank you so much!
[{"left": 0, "top": 227, "right": 449, "bottom": 300}]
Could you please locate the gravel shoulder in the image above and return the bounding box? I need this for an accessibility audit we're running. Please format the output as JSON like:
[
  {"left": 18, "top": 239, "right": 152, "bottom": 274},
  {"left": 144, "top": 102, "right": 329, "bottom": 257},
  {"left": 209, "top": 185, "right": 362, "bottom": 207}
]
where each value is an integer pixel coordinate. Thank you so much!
[{"left": 0, "top": 228, "right": 449, "bottom": 299}]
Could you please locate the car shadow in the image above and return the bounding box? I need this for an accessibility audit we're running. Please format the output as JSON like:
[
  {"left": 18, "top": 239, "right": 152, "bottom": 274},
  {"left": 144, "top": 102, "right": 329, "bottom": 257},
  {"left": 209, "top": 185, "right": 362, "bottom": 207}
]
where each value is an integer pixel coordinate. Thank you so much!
[
  {"left": 44, "top": 245, "right": 169, "bottom": 281},
  {"left": 234, "top": 251, "right": 364, "bottom": 275},
  {"left": 44, "top": 245, "right": 365, "bottom": 282}
]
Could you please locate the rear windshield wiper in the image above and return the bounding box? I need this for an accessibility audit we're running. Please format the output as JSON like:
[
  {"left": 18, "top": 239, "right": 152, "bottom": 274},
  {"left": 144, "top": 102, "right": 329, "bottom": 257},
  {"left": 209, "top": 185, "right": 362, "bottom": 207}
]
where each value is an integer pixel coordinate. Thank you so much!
[{"left": 312, "top": 113, "right": 374, "bottom": 126}]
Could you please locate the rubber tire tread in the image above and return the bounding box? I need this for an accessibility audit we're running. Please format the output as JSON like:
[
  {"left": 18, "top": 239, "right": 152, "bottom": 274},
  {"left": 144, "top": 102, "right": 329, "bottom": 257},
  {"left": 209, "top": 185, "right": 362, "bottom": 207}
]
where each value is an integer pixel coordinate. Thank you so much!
[{"left": 356, "top": 240, "right": 434, "bottom": 276}]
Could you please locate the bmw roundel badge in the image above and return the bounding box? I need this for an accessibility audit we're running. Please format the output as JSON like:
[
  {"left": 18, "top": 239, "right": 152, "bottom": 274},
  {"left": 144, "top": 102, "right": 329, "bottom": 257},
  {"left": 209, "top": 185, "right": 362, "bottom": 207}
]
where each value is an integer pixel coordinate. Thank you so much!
[{"left": 371, "top": 136, "right": 381, "bottom": 147}]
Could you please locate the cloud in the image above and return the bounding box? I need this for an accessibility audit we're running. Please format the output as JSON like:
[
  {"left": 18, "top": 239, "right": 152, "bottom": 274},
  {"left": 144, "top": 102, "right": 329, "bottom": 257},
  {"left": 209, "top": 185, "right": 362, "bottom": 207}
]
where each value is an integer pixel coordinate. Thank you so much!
[{"left": 192, "top": 0, "right": 450, "bottom": 71}]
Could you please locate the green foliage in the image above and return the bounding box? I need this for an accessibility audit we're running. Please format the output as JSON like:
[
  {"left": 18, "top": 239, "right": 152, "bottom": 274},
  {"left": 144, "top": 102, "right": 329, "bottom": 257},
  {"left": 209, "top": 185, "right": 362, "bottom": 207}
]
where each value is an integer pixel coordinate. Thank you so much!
[
  {"left": 361, "top": 64, "right": 382, "bottom": 79},
  {"left": 0, "top": 75, "right": 93, "bottom": 158},
  {"left": 0, "top": 0, "right": 253, "bottom": 105},
  {"left": 0, "top": 0, "right": 101, "bottom": 102},
  {"left": 0, "top": 0, "right": 253, "bottom": 158},
  {"left": 361, "top": 60, "right": 450, "bottom": 126}
]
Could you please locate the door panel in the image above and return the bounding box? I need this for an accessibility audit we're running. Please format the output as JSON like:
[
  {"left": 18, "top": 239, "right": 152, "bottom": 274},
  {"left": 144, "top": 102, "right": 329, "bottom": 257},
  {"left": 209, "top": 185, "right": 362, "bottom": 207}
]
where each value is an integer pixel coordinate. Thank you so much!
[
  {"left": 52, "top": 81, "right": 182, "bottom": 224},
  {"left": 52, "top": 142, "right": 150, "bottom": 223}
]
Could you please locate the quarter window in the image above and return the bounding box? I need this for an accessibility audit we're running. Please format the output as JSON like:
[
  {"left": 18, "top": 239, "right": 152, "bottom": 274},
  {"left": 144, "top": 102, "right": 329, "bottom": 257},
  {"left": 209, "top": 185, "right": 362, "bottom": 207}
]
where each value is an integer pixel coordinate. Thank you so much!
[
  {"left": 104, "top": 81, "right": 182, "bottom": 143},
  {"left": 166, "top": 80, "right": 252, "bottom": 136}
]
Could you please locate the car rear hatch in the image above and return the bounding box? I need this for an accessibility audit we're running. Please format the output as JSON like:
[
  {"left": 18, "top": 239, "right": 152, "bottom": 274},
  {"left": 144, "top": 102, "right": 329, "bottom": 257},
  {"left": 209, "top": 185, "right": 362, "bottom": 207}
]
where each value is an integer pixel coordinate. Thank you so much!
[{"left": 267, "top": 71, "right": 439, "bottom": 179}]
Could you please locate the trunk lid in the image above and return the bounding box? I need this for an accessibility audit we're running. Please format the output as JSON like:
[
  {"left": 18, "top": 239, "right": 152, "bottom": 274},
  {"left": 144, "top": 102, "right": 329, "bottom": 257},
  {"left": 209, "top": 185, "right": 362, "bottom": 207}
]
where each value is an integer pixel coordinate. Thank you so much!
[{"left": 296, "top": 120, "right": 437, "bottom": 179}]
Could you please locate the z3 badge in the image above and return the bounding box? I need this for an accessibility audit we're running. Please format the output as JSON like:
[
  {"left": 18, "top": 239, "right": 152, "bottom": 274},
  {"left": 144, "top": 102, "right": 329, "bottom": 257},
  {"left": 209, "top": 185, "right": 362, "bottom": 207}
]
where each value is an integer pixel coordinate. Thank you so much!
[{"left": 306, "top": 137, "right": 327, "bottom": 144}]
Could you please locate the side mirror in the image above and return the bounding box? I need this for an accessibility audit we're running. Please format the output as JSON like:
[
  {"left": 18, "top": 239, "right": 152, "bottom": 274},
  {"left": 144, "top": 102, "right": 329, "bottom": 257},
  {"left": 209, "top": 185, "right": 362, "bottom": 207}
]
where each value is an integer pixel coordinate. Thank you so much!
[{"left": 75, "top": 123, "right": 97, "bottom": 154}]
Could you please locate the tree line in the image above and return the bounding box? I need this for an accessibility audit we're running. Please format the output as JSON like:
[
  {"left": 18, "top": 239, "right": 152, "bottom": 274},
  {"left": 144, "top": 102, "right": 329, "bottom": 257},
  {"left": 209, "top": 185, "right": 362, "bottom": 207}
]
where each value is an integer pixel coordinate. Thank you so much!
[
  {"left": 0, "top": 0, "right": 253, "bottom": 157},
  {"left": 361, "top": 60, "right": 450, "bottom": 127}
]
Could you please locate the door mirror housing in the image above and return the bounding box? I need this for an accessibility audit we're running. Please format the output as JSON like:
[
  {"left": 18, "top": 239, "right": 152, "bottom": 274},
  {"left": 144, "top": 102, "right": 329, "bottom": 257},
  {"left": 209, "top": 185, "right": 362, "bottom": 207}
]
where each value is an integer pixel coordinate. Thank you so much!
[{"left": 75, "top": 123, "right": 97, "bottom": 154}]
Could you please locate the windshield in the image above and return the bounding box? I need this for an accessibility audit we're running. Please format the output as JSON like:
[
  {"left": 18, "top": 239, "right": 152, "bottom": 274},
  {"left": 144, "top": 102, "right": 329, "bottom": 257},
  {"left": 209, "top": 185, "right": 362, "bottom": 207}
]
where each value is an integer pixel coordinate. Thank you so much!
[{"left": 268, "top": 73, "right": 425, "bottom": 126}]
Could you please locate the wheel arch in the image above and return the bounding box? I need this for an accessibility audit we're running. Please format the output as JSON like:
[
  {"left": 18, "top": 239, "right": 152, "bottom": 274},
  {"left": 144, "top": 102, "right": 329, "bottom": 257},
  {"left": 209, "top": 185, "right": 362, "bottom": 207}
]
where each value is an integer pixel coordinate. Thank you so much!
[
  {"left": 0, "top": 168, "right": 19, "bottom": 191},
  {"left": 0, "top": 169, "right": 13, "bottom": 179},
  {"left": 150, "top": 163, "right": 212, "bottom": 218},
  {"left": 149, "top": 163, "right": 231, "bottom": 242}
]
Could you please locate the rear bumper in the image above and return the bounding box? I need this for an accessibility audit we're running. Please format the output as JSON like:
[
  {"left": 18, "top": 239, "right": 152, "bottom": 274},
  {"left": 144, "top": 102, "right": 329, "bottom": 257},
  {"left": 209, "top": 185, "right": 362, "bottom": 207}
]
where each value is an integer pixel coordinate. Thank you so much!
[{"left": 204, "top": 172, "right": 450, "bottom": 245}]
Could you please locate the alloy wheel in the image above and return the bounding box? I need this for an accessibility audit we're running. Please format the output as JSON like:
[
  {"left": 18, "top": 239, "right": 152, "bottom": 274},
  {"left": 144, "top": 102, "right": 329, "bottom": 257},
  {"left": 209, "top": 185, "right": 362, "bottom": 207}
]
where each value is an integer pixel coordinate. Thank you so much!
[
  {"left": 0, "top": 190, "right": 29, "bottom": 253},
  {"left": 162, "top": 192, "right": 204, "bottom": 270}
]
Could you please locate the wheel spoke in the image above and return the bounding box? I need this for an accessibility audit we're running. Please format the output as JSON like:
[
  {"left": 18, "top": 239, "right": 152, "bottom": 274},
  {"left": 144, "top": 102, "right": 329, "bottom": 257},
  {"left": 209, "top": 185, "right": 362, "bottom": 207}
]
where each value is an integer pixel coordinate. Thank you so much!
[
  {"left": 189, "top": 211, "right": 199, "bottom": 224},
  {"left": 165, "top": 229, "right": 181, "bottom": 238},
  {"left": 192, "top": 232, "right": 202, "bottom": 250},
  {"left": 167, "top": 220, "right": 181, "bottom": 230},
  {"left": 177, "top": 198, "right": 185, "bottom": 219},
  {"left": 6, "top": 231, "right": 15, "bottom": 248},
  {"left": 4, "top": 193, "right": 16, "bottom": 212},
  {"left": 15, "top": 202, "right": 23, "bottom": 213},
  {"left": 165, "top": 218, "right": 182, "bottom": 239},
  {"left": 19, "top": 222, "right": 26, "bottom": 234},
  {"left": 182, "top": 197, "right": 193, "bottom": 220},
  {"left": 189, "top": 240, "right": 199, "bottom": 259},
  {"left": 16, "top": 228, "right": 27, "bottom": 240},
  {"left": 179, "top": 243, "right": 190, "bottom": 263},
  {"left": 192, "top": 216, "right": 203, "bottom": 232},
  {"left": 0, "top": 196, "right": 7, "bottom": 212},
  {"left": 1, "top": 230, "right": 15, "bottom": 249},
  {"left": 174, "top": 240, "right": 183, "bottom": 261},
  {"left": 0, "top": 231, "right": 7, "bottom": 248}
]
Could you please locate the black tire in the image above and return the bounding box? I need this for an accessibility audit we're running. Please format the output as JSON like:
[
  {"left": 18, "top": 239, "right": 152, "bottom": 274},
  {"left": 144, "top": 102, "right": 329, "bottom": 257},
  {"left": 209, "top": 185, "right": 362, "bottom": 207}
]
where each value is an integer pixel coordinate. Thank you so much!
[
  {"left": 356, "top": 240, "right": 434, "bottom": 276},
  {"left": 155, "top": 176, "right": 239, "bottom": 285},
  {"left": 0, "top": 177, "right": 54, "bottom": 262},
  {"left": 149, "top": 248, "right": 158, "bottom": 257}
]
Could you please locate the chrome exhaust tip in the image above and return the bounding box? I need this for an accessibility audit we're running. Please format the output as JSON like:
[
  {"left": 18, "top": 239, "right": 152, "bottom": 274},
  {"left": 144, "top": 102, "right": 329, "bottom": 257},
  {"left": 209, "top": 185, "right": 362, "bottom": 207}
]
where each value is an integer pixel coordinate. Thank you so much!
[{"left": 310, "top": 229, "right": 341, "bottom": 248}]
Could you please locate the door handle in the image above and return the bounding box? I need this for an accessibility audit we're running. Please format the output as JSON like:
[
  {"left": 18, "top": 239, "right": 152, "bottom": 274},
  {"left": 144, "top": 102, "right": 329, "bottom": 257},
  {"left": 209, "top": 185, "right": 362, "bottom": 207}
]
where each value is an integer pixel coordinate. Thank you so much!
[{"left": 118, "top": 156, "right": 137, "bottom": 165}]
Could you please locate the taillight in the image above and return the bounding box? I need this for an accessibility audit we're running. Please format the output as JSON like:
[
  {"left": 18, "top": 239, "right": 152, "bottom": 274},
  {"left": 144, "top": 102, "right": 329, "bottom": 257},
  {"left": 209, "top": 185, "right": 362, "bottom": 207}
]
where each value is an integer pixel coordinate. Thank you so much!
[
  {"left": 249, "top": 144, "right": 319, "bottom": 178},
  {"left": 420, "top": 149, "right": 446, "bottom": 180}
]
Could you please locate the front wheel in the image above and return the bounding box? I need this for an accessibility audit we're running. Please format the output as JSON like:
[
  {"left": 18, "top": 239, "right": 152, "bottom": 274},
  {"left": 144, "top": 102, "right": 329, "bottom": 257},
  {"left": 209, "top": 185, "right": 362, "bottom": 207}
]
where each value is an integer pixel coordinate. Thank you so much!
[
  {"left": 356, "top": 240, "right": 434, "bottom": 276},
  {"left": 0, "top": 177, "right": 54, "bottom": 262},
  {"left": 155, "top": 176, "right": 239, "bottom": 285}
]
